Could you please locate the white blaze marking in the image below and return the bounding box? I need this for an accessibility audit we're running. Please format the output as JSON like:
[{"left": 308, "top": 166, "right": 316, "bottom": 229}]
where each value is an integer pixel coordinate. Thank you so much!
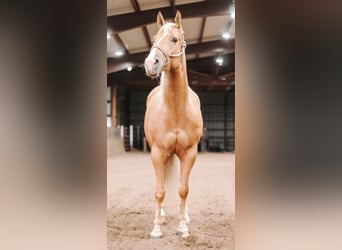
[{"left": 156, "top": 23, "right": 175, "bottom": 44}]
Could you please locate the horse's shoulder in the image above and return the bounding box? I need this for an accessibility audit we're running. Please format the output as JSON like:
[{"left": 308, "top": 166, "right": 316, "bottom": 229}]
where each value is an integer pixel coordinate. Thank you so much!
[
  {"left": 147, "top": 86, "right": 160, "bottom": 104},
  {"left": 188, "top": 88, "right": 201, "bottom": 107}
]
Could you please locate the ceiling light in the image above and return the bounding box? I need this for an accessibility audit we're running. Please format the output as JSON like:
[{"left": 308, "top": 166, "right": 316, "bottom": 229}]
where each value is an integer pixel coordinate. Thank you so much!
[
  {"left": 127, "top": 66, "right": 133, "bottom": 71},
  {"left": 222, "top": 32, "right": 231, "bottom": 40},
  {"left": 216, "top": 56, "right": 224, "bottom": 66},
  {"left": 107, "top": 32, "right": 111, "bottom": 39},
  {"left": 115, "top": 50, "right": 124, "bottom": 57}
]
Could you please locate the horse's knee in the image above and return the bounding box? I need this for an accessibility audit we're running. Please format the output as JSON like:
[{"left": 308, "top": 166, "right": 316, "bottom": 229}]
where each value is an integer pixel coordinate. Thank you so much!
[
  {"left": 178, "top": 184, "right": 188, "bottom": 199},
  {"left": 155, "top": 189, "right": 165, "bottom": 202}
]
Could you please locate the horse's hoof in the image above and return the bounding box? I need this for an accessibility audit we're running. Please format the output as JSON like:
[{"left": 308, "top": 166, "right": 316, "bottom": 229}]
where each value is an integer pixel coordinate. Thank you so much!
[
  {"left": 176, "top": 230, "right": 190, "bottom": 238},
  {"left": 150, "top": 231, "right": 162, "bottom": 239},
  {"left": 150, "top": 234, "right": 162, "bottom": 239}
]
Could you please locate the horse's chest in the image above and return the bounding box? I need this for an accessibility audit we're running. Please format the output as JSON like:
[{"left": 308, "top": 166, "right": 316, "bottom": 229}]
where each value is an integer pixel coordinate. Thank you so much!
[
  {"left": 151, "top": 115, "right": 200, "bottom": 150},
  {"left": 150, "top": 107, "right": 196, "bottom": 131},
  {"left": 153, "top": 129, "right": 196, "bottom": 153},
  {"left": 145, "top": 95, "right": 202, "bottom": 151}
]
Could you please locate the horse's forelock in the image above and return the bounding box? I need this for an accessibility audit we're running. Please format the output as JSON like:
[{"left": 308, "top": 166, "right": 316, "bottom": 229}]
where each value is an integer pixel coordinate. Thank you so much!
[
  {"left": 160, "top": 23, "right": 184, "bottom": 34},
  {"left": 160, "top": 23, "right": 175, "bottom": 32}
]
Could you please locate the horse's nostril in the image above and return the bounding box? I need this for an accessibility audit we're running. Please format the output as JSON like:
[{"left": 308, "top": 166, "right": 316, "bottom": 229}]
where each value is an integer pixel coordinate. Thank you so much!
[{"left": 154, "top": 58, "right": 159, "bottom": 64}]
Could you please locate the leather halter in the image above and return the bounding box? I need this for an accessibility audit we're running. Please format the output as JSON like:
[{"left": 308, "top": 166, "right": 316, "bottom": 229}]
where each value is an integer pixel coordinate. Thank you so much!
[{"left": 150, "top": 35, "right": 187, "bottom": 71}]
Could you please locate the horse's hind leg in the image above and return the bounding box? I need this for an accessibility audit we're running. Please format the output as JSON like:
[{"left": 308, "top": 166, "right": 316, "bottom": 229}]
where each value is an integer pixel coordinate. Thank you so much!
[
  {"left": 177, "top": 146, "right": 197, "bottom": 238},
  {"left": 150, "top": 146, "right": 168, "bottom": 239}
]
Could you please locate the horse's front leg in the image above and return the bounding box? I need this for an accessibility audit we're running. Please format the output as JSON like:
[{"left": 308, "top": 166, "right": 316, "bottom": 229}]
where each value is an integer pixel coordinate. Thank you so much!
[
  {"left": 177, "top": 146, "right": 197, "bottom": 238},
  {"left": 150, "top": 146, "right": 168, "bottom": 239}
]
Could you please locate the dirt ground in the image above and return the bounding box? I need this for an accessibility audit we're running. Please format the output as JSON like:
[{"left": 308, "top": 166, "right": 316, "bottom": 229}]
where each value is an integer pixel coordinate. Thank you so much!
[{"left": 107, "top": 152, "right": 235, "bottom": 250}]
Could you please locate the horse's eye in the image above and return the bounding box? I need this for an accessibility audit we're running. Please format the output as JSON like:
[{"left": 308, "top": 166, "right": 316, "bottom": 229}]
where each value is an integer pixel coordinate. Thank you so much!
[{"left": 172, "top": 37, "right": 178, "bottom": 43}]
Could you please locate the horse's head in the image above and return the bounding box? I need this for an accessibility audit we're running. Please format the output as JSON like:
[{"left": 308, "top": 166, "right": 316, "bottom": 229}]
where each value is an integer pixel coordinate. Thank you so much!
[{"left": 144, "top": 10, "right": 186, "bottom": 78}]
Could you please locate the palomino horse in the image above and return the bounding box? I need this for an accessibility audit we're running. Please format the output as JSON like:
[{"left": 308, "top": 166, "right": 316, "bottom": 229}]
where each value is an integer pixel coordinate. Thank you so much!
[{"left": 144, "top": 11, "right": 203, "bottom": 238}]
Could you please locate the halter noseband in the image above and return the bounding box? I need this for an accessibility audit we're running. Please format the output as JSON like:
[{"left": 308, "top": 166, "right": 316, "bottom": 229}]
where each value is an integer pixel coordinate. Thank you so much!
[{"left": 150, "top": 36, "right": 187, "bottom": 71}]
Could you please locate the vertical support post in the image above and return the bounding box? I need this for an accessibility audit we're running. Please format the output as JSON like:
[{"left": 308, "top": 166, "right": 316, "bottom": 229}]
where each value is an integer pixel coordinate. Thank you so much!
[
  {"left": 129, "top": 125, "right": 133, "bottom": 150},
  {"left": 224, "top": 91, "right": 228, "bottom": 151},
  {"left": 120, "top": 125, "right": 124, "bottom": 138},
  {"left": 111, "top": 85, "right": 117, "bottom": 127},
  {"left": 137, "top": 126, "right": 141, "bottom": 149}
]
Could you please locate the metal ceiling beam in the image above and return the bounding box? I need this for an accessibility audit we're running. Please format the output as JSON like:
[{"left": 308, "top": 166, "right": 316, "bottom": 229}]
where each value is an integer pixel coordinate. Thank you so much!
[
  {"left": 107, "top": 69, "right": 234, "bottom": 90},
  {"left": 169, "top": 0, "right": 176, "bottom": 16},
  {"left": 130, "top": 0, "right": 152, "bottom": 48},
  {"left": 187, "top": 53, "right": 235, "bottom": 76},
  {"left": 113, "top": 33, "right": 129, "bottom": 55},
  {"left": 108, "top": 54, "right": 235, "bottom": 89},
  {"left": 130, "top": 0, "right": 140, "bottom": 11},
  {"left": 196, "top": 16, "right": 207, "bottom": 59},
  {"left": 107, "top": 39, "right": 234, "bottom": 74},
  {"left": 108, "top": 0, "right": 232, "bottom": 34},
  {"left": 198, "top": 17, "right": 207, "bottom": 43},
  {"left": 107, "top": 68, "right": 235, "bottom": 90}
]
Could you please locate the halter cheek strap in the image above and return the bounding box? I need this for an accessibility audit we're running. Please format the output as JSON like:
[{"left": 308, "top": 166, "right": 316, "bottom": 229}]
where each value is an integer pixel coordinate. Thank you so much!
[
  {"left": 151, "top": 40, "right": 187, "bottom": 71},
  {"left": 151, "top": 45, "right": 170, "bottom": 67}
]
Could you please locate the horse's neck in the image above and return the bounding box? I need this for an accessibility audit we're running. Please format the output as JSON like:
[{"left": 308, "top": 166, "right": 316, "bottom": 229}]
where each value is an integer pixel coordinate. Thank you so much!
[{"left": 160, "top": 58, "right": 188, "bottom": 107}]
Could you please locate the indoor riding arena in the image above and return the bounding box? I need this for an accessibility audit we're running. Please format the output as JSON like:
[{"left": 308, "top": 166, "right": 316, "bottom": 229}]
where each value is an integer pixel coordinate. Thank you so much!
[{"left": 107, "top": 1, "right": 235, "bottom": 249}]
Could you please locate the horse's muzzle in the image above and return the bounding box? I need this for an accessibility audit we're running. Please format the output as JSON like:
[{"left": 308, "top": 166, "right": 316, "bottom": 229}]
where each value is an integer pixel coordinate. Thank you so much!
[{"left": 144, "top": 56, "right": 162, "bottom": 78}]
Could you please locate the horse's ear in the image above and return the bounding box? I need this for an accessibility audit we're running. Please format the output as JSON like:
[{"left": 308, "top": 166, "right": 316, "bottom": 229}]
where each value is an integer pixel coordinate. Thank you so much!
[
  {"left": 157, "top": 11, "right": 165, "bottom": 28},
  {"left": 175, "top": 10, "right": 182, "bottom": 29}
]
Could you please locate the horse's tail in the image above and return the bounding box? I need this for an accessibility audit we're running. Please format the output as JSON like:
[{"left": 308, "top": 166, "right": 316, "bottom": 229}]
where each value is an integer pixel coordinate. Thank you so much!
[{"left": 165, "top": 154, "right": 179, "bottom": 205}]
